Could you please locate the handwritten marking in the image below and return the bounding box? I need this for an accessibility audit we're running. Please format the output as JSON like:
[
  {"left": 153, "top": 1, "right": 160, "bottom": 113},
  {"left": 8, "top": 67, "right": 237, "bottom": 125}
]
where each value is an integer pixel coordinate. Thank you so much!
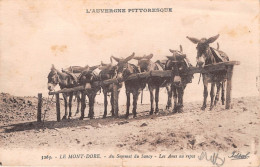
[{"left": 198, "top": 152, "right": 225, "bottom": 167}]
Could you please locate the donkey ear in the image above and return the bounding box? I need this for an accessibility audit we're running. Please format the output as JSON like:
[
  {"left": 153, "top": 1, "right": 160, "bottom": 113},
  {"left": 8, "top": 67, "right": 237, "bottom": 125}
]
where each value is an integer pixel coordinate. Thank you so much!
[
  {"left": 51, "top": 64, "right": 55, "bottom": 70},
  {"left": 85, "top": 66, "right": 90, "bottom": 71},
  {"left": 186, "top": 36, "right": 200, "bottom": 44},
  {"left": 110, "top": 56, "right": 113, "bottom": 64},
  {"left": 206, "top": 34, "right": 219, "bottom": 44},
  {"left": 169, "top": 49, "right": 174, "bottom": 53},
  {"left": 145, "top": 54, "right": 153, "bottom": 60},
  {"left": 124, "top": 52, "right": 135, "bottom": 62},
  {"left": 111, "top": 56, "right": 121, "bottom": 62},
  {"left": 101, "top": 61, "right": 106, "bottom": 66},
  {"left": 217, "top": 42, "right": 219, "bottom": 50},
  {"left": 133, "top": 56, "right": 143, "bottom": 60},
  {"left": 180, "top": 45, "right": 183, "bottom": 52}
]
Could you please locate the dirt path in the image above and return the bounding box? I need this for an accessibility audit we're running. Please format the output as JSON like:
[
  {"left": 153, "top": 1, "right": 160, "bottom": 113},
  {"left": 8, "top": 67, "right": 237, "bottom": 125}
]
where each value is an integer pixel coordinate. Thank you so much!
[{"left": 0, "top": 93, "right": 259, "bottom": 154}]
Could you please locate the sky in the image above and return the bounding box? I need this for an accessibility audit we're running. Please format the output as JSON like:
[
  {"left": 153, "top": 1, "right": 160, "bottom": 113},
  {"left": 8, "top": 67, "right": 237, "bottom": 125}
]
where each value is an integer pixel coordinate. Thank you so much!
[{"left": 0, "top": 0, "right": 259, "bottom": 105}]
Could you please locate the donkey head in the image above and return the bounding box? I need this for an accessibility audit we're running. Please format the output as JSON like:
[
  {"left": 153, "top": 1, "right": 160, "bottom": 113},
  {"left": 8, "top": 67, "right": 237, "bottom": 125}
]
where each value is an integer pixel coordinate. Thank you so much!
[
  {"left": 47, "top": 65, "right": 60, "bottom": 91},
  {"left": 111, "top": 52, "right": 135, "bottom": 79},
  {"left": 166, "top": 45, "right": 188, "bottom": 86},
  {"left": 133, "top": 54, "right": 153, "bottom": 72},
  {"left": 187, "top": 34, "right": 219, "bottom": 67},
  {"left": 78, "top": 70, "right": 94, "bottom": 90}
]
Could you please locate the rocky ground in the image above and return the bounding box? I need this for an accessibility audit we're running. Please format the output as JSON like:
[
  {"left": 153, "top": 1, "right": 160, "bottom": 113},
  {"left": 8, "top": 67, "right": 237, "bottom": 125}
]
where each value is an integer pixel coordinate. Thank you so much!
[{"left": 0, "top": 92, "right": 259, "bottom": 154}]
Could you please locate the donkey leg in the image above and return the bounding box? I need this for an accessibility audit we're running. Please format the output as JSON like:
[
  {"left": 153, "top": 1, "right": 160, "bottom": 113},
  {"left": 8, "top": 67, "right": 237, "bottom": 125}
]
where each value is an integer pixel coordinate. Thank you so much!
[
  {"left": 68, "top": 93, "right": 73, "bottom": 118},
  {"left": 86, "top": 94, "right": 91, "bottom": 118},
  {"left": 210, "top": 83, "right": 216, "bottom": 110},
  {"left": 166, "top": 85, "right": 172, "bottom": 109},
  {"left": 172, "top": 86, "right": 178, "bottom": 113},
  {"left": 132, "top": 91, "right": 139, "bottom": 118},
  {"left": 88, "top": 95, "right": 94, "bottom": 119},
  {"left": 62, "top": 93, "right": 68, "bottom": 120},
  {"left": 110, "top": 91, "right": 115, "bottom": 116},
  {"left": 201, "top": 84, "right": 208, "bottom": 110},
  {"left": 214, "top": 82, "right": 221, "bottom": 106},
  {"left": 79, "top": 92, "right": 86, "bottom": 120},
  {"left": 125, "top": 92, "right": 130, "bottom": 119},
  {"left": 89, "top": 93, "right": 96, "bottom": 119},
  {"left": 75, "top": 93, "right": 80, "bottom": 116},
  {"left": 155, "top": 87, "right": 160, "bottom": 113},
  {"left": 103, "top": 90, "right": 108, "bottom": 118},
  {"left": 221, "top": 81, "right": 226, "bottom": 105},
  {"left": 177, "top": 86, "right": 185, "bottom": 113},
  {"left": 149, "top": 86, "right": 154, "bottom": 115}
]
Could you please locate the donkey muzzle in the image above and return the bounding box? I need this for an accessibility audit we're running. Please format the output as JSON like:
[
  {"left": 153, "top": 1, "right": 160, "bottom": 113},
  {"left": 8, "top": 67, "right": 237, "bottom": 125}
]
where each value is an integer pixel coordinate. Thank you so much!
[
  {"left": 85, "top": 83, "right": 92, "bottom": 90},
  {"left": 197, "top": 56, "right": 205, "bottom": 68},
  {"left": 173, "top": 76, "right": 182, "bottom": 85}
]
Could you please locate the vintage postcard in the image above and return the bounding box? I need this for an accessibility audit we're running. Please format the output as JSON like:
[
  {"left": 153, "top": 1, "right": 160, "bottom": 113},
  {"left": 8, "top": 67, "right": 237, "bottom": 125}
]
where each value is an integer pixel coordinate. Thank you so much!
[{"left": 0, "top": 0, "right": 259, "bottom": 166}]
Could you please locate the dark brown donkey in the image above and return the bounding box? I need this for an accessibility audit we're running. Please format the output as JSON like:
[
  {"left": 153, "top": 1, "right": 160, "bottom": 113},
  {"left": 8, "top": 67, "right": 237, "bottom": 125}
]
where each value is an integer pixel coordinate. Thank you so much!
[
  {"left": 47, "top": 65, "right": 85, "bottom": 119},
  {"left": 111, "top": 53, "right": 146, "bottom": 118},
  {"left": 99, "top": 61, "right": 123, "bottom": 118},
  {"left": 165, "top": 46, "right": 193, "bottom": 112},
  {"left": 133, "top": 54, "right": 172, "bottom": 115},
  {"left": 187, "top": 34, "right": 229, "bottom": 110},
  {"left": 78, "top": 67, "right": 100, "bottom": 120},
  {"left": 78, "top": 61, "right": 124, "bottom": 119}
]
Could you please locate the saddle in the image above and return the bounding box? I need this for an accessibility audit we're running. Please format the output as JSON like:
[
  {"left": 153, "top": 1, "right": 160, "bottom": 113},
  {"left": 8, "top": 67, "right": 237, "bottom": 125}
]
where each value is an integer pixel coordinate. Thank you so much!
[
  {"left": 210, "top": 47, "right": 229, "bottom": 62},
  {"left": 63, "top": 71, "right": 80, "bottom": 85}
]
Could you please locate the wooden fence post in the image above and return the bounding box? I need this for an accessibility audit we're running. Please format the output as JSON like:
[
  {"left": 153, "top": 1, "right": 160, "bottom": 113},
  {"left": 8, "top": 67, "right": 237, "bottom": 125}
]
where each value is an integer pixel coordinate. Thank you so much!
[
  {"left": 113, "top": 83, "right": 119, "bottom": 117},
  {"left": 37, "top": 93, "right": 42, "bottom": 122},
  {"left": 225, "top": 65, "right": 234, "bottom": 109},
  {"left": 56, "top": 94, "right": 61, "bottom": 121}
]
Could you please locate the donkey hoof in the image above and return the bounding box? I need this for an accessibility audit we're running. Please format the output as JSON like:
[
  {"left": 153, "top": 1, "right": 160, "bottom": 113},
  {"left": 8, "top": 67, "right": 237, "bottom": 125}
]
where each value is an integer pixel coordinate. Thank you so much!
[
  {"left": 155, "top": 109, "right": 159, "bottom": 114},
  {"left": 149, "top": 111, "right": 153, "bottom": 115},
  {"left": 125, "top": 115, "right": 129, "bottom": 119},
  {"left": 201, "top": 105, "right": 206, "bottom": 110},
  {"left": 210, "top": 105, "right": 214, "bottom": 111},
  {"left": 178, "top": 107, "right": 183, "bottom": 113},
  {"left": 133, "top": 115, "right": 137, "bottom": 118},
  {"left": 62, "top": 116, "right": 67, "bottom": 120},
  {"left": 102, "top": 115, "right": 107, "bottom": 119},
  {"left": 79, "top": 117, "right": 84, "bottom": 120}
]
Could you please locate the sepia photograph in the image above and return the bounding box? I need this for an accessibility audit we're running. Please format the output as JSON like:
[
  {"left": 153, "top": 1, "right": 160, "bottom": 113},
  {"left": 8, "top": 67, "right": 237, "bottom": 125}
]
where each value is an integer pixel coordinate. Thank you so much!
[{"left": 0, "top": 0, "right": 259, "bottom": 166}]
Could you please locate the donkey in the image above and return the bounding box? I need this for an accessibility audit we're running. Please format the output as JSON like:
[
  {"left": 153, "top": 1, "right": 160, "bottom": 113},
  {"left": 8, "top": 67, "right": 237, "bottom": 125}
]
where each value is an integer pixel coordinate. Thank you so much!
[
  {"left": 99, "top": 61, "right": 123, "bottom": 118},
  {"left": 187, "top": 34, "right": 229, "bottom": 110},
  {"left": 111, "top": 53, "right": 147, "bottom": 118},
  {"left": 78, "top": 67, "right": 100, "bottom": 120},
  {"left": 78, "top": 60, "right": 124, "bottom": 119},
  {"left": 165, "top": 46, "right": 193, "bottom": 112},
  {"left": 133, "top": 54, "right": 172, "bottom": 115},
  {"left": 47, "top": 65, "right": 81, "bottom": 119}
]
